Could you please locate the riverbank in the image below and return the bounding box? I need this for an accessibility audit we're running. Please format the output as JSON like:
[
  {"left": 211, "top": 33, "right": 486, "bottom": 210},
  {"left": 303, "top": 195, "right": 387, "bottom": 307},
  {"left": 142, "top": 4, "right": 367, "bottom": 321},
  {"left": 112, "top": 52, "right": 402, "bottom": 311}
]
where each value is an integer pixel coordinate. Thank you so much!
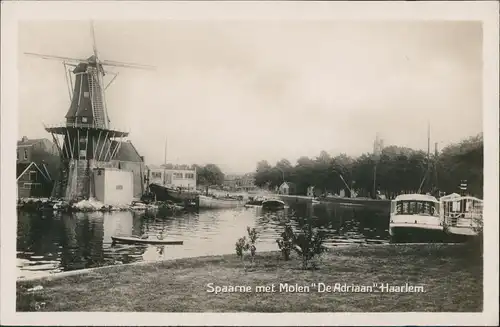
[{"left": 17, "top": 243, "right": 482, "bottom": 312}]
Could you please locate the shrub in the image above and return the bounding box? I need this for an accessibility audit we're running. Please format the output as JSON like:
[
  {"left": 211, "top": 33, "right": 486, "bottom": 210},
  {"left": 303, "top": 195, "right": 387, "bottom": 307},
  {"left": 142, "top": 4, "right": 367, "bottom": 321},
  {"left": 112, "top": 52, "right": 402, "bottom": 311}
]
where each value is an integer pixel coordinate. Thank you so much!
[
  {"left": 235, "top": 236, "right": 249, "bottom": 260},
  {"left": 276, "top": 222, "right": 328, "bottom": 270},
  {"left": 235, "top": 227, "right": 259, "bottom": 264},
  {"left": 276, "top": 225, "right": 294, "bottom": 261},
  {"left": 247, "top": 227, "right": 258, "bottom": 261},
  {"left": 292, "top": 223, "right": 328, "bottom": 270}
]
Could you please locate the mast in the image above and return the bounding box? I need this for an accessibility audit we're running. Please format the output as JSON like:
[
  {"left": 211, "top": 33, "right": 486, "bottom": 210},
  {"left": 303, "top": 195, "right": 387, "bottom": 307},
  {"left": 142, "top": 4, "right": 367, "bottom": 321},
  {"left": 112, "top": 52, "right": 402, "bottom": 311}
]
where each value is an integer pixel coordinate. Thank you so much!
[
  {"left": 164, "top": 136, "right": 167, "bottom": 165},
  {"left": 163, "top": 136, "right": 167, "bottom": 185},
  {"left": 418, "top": 121, "right": 431, "bottom": 193}
]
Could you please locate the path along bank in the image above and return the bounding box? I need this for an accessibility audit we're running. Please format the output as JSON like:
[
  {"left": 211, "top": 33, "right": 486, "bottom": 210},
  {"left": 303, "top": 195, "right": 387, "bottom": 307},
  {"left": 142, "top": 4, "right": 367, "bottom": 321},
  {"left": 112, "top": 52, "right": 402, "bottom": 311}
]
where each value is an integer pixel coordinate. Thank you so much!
[{"left": 17, "top": 243, "right": 482, "bottom": 312}]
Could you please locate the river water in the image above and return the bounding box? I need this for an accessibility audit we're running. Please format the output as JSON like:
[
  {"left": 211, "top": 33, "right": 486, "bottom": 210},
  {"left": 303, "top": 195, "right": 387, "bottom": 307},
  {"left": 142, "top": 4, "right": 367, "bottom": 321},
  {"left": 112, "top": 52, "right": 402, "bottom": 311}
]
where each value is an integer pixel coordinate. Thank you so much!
[{"left": 17, "top": 201, "right": 390, "bottom": 279}]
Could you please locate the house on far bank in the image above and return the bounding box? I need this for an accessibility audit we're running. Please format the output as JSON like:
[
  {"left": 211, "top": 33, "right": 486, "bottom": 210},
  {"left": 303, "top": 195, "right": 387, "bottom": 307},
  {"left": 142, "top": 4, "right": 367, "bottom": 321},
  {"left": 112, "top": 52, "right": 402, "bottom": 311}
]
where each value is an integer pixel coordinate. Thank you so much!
[
  {"left": 278, "top": 181, "right": 296, "bottom": 195},
  {"left": 307, "top": 186, "right": 316, "bottom": 197},
  {"left": 16, "top": 136, "right": 60, "bottom": 199},
  {"left": 223, "top": 173, "right": 257, "bottom": 192}
]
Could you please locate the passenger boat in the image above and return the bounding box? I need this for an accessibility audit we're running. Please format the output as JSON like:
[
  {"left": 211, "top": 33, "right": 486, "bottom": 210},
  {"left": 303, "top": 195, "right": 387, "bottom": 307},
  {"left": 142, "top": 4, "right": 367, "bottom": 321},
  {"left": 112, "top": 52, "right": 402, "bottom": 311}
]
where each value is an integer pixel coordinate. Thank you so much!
[
  {"left": 440, "top": 193, "right": 483, "bottom": 236},
  {"left": 111, "top": 235, "right": 183, "bottom": 245},
  {"left": 148, "top": 183, "right": 199, "bottom": 203},
  {"left": 262, "top": 198, "right": 286, "bottom": 210},
  {"left": 197, "top": 195, "right": 243, "bottom": 209},
  {"left": 389, "top": 194, "right": 445, "bottom": 242}
]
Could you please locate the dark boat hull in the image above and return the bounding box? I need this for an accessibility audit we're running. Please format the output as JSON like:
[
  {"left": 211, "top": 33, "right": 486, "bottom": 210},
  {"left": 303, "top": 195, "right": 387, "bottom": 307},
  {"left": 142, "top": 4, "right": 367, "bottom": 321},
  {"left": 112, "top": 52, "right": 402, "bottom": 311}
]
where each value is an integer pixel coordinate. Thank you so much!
[
  {"left": 389, "top": 226, "right": 448, "bottom": 243},
  {"left": 111, "top": 236, "right": 184, "bottom": 245},
  {"left": 149, "top": 183, "right": 198, "bottom": 203}
]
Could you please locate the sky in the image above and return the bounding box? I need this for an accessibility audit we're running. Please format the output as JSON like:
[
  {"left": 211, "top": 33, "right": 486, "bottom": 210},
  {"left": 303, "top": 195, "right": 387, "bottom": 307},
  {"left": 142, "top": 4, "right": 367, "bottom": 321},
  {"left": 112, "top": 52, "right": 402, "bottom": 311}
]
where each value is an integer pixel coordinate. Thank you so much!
[{"left": 18, "top": 20, "right": 483, "bottom": 174}]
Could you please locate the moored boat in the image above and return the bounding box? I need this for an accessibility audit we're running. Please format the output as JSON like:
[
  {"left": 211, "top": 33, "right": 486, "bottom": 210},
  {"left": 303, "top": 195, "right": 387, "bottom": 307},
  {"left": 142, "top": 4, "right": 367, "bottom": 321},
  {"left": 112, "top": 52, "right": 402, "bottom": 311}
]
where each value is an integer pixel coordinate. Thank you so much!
[
  {"left": 197, "top": 195, "right": 243, "bottom": 209},
  {"left": 111, "top": 235, "right": 183, "bottom": 245},
  {"left": 244, "top": 195, "right": 267, "bottom": 208},
  {"left": 262, "top": 198, "right": 286, "bottom": 211},
  {"left": 148, "top": 183, "right": 199, "bottom": 203},
  {"left": 389, "top": 194, "right": 445, "bottom": 242},
  {"left": 440, "top": 193, "right": 483, "bottom": 237}
]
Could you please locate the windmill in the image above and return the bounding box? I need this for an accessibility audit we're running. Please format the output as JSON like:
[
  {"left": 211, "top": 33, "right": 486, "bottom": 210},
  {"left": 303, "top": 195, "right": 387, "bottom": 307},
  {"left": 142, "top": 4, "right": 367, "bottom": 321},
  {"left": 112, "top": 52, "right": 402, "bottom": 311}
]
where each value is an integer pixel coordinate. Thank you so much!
[{"left": 26, "top": 22, "right": 155, "bottom": 201}]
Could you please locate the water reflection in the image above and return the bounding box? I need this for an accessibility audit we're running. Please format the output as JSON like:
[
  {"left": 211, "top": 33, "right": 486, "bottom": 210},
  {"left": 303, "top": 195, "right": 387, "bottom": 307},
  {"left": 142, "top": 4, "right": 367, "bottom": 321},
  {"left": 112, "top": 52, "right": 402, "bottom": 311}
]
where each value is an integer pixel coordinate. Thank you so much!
[{"left": 17, "top": 201, "right": 390, "bottom": 279}]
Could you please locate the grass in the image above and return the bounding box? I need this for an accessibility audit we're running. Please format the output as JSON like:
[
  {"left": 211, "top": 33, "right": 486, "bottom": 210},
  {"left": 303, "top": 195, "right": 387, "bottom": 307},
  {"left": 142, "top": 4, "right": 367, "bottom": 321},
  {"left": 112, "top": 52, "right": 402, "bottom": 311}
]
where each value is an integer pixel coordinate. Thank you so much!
[{"left": 17, "top": 243, "right": 482, "bottom": 312}]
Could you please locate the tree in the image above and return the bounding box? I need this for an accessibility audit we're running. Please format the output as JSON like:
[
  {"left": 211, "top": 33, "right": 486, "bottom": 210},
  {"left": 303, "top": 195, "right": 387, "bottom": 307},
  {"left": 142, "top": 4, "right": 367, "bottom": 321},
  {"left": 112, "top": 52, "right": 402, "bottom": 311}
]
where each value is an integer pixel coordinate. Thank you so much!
[
  {"left": 255, "top": 160, "right": 272, "bottom": 188},
  {"left": 196, "top": 164, "right": 225, "bottom": 186}
]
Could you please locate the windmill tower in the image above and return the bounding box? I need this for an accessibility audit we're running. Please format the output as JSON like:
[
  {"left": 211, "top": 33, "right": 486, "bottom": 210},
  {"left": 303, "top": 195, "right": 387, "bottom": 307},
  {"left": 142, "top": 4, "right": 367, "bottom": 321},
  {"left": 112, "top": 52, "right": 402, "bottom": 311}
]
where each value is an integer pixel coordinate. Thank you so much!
[{"left": 25, "top": 22, "right": 154, "bottom": 201}]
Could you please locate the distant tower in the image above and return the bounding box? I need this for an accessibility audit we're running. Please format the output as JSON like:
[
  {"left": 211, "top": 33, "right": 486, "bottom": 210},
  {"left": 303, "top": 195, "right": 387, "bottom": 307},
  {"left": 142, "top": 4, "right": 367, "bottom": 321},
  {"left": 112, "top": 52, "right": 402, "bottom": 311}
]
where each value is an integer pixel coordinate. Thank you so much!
[
  {"left": 373, "top": 133, "right": 384, "bottom": 158},
  {"left": 25, "top": 22, "right": 154, "bottom": 201}
]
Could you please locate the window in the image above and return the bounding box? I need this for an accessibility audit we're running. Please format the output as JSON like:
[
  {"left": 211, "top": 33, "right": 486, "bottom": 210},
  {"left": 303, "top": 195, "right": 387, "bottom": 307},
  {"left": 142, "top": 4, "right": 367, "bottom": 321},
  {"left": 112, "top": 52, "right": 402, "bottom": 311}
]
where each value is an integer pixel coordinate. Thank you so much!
[
  {"left": 23, "top": 183, "right": 40, "bottom": 189},
  {"left": 116, "top": 185, "right": 123, "bottom": 190},
  {"left": 24, "top": 149, "right": 28, "bottom": 160},
  {"left": 82, "top": 117, "right": 88, "bottom": 123},
  {"left": 79, "top": 150, "right": 86, "bottom": 160},
  {"left": 83, "top": 92, "right": 90, "bottom": 98},
  {"left": 152, "top": 172, "right": 162, "bottom": 178},
  {"left": 395, "top": 200, "right": 438, "bottom": 216},
  {"left": 185, "top": 173, "right": 194, "bottom": 179},
  {"left": 29, "top": 171, "right": 37, "bottom": 181},
  {"left": 174, "top": 172, "right": 183, "bottom": 179}
]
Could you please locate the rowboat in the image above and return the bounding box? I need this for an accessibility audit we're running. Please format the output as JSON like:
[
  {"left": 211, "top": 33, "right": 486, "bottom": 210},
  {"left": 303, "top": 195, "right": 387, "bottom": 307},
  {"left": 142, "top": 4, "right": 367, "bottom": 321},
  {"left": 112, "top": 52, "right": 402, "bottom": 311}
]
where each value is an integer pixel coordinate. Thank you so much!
[{"left": 111, "top": 236, "right": 184, "bottom": 245}]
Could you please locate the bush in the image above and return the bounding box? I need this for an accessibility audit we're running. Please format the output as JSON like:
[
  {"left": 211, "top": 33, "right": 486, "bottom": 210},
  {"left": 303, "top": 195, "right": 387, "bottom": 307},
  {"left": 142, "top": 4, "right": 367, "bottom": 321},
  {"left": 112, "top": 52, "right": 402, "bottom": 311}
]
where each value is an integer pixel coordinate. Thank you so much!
[
  {"left": 235, "top": 237, "right": 249, "bottom": 260},
  {"left": 292, "top": 223, "right": 328, "bottom": 270},
  {"left": 276, "top": 222, "right": 327, "bottom": 270},
  {"left": 276, "top": 225, "right": 294, "bottom": 261},
  {"left": 247, "top": 227, "right": 258, "bottom": 261}
]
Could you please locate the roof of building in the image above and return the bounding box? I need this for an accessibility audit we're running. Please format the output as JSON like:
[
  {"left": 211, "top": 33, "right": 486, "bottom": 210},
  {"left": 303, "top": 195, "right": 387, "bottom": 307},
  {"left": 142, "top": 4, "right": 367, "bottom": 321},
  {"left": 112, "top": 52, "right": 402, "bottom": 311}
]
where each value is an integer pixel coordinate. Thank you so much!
[
  {"left": 147, "top": 164, "right": 195, "bottom": 171},
  {"left": 16, "top": 162, "right": 51, "bottom": 181},
  {"left": 111, "top": 140, "right": 143, "bottom": 162},
  {"left": 17, "top": 137, "right": 49, "bottom": 147},
  {"left": 394, "top": 194, "right": 438, "bottom": 203},
  {"left": 280, "top": 181, "right": 296, "bottom": 188}
]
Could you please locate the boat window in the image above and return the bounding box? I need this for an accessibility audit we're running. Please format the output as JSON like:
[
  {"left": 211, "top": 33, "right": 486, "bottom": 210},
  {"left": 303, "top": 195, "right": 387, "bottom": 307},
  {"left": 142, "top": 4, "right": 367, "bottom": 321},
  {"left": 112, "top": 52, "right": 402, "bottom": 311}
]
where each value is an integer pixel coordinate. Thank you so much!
[{"left": 395, "top": 200, "right": 439, "bottom": 216}]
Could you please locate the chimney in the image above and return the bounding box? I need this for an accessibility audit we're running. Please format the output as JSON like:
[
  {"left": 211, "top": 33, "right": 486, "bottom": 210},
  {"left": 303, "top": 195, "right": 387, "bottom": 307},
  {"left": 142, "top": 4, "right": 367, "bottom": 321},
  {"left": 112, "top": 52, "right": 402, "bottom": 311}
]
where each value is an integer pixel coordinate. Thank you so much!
[{"left": 21, "top": 136, "right": 28, "bottom": 142}]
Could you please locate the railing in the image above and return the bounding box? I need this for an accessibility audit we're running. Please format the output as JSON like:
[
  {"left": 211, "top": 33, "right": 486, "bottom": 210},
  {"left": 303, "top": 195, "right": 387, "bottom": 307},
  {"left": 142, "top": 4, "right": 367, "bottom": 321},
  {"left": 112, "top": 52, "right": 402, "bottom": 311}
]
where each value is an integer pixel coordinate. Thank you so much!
[
  {"left": 441, "top": 196, "right": 483, "bottom": 228},
  {"left": 43, "top": 122, "right": 131, "bottom": 135}
]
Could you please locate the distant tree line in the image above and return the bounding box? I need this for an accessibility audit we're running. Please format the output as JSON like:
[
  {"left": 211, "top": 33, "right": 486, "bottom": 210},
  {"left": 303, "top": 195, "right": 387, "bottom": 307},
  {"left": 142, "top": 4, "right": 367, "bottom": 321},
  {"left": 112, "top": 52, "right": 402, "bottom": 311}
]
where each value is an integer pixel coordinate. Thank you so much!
[{"left": 254, "top": 134, "right": 483, "bottom": 199}]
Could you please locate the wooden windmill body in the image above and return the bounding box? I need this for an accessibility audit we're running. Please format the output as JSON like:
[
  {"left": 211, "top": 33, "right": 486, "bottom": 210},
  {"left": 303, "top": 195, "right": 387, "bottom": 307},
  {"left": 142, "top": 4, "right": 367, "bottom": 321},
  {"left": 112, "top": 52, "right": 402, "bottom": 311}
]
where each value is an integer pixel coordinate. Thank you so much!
[{"left": 26, "top": 23, "right": 154, "bottom": 201}]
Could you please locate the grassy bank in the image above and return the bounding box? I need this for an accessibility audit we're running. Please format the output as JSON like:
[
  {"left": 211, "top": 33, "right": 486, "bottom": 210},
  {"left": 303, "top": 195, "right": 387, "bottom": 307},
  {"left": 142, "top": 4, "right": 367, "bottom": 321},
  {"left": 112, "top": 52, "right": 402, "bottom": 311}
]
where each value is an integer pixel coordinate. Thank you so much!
[{"left": 17, "top": 243, "right": 482, "bottom": 312}]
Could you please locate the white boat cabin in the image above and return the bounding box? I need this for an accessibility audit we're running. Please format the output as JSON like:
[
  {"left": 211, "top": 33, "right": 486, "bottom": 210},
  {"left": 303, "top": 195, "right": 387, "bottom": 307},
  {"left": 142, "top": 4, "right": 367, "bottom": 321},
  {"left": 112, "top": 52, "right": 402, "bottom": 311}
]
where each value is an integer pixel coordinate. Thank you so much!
[
  {"left": 440, "top": 193, "right": 483, "bottom": 236},
  {"left": 390, "top": 194, "right": 442, "bottom": 233}
]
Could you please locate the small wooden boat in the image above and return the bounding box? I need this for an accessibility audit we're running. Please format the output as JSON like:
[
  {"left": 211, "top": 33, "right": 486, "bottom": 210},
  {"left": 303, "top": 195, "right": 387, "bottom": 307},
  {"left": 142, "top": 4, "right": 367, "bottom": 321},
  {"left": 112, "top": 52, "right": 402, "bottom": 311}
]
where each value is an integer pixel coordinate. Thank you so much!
[{"left": 111, "top": 236, "right": 184, "bottom": 245}]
